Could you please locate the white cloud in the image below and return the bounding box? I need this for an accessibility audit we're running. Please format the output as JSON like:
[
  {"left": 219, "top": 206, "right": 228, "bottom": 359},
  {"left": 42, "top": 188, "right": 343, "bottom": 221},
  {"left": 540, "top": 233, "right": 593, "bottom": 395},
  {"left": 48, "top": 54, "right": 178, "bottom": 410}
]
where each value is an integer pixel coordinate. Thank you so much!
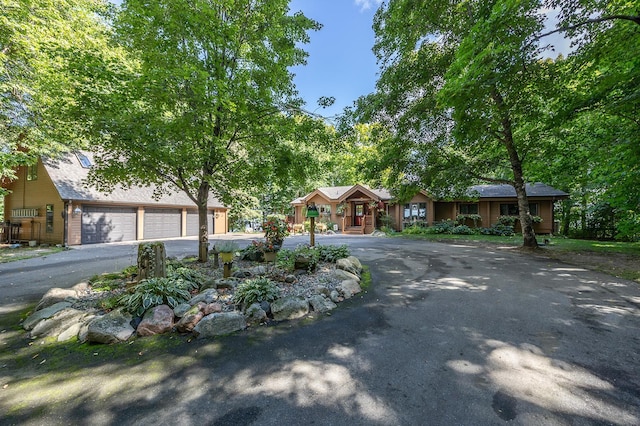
[{"left": 354, "top": 0, "right": 383, "bottom": 12}]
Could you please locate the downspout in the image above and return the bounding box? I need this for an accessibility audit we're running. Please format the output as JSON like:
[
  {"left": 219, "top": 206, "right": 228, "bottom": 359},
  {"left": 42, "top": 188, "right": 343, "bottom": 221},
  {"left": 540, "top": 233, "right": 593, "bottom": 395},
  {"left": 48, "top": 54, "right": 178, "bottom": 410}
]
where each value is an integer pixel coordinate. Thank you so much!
[{"left": 63, "top": 201, "right": 68, "bottom": 247}]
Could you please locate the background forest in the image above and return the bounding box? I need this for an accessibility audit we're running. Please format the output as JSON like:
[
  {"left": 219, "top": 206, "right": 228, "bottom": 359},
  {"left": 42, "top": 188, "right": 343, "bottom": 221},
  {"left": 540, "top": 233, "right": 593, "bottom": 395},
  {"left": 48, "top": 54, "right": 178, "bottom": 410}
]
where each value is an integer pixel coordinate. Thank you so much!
[{"left": 1, "top": 0, "right": 638, "bottom": 242}]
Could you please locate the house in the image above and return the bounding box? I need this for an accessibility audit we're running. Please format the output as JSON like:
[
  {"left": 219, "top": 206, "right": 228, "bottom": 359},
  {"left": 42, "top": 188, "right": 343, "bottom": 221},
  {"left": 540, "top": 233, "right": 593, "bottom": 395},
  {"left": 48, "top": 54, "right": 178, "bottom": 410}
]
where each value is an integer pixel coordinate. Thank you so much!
[
  {"left": 291, "top": 183, "right": 569, "bottom": 235},
  {"left": 2, "top": 152, "right": 228, "bottom": 245}
]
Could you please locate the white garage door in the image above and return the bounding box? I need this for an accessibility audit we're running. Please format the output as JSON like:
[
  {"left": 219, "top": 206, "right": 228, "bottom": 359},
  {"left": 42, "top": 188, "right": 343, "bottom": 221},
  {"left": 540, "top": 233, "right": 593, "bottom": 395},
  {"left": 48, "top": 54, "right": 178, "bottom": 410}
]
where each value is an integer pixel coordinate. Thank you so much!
[
  {"left": 144, "top": 208, "right": 181, "bottom": 240},
  {"left": 186, "top": 210, "right": 214, "bottom": 236},
  {"left": 81, "top": 206, "right": 137, "bottom": 244}
]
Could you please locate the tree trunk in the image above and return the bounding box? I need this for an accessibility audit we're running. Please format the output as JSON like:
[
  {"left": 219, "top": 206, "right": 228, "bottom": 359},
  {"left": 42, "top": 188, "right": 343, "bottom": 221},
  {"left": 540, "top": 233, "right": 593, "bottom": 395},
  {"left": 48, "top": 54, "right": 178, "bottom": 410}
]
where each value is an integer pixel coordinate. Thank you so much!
[
  {"left": 197, "top": 181, "right": 210, "bottom": 263},
  {"left": 491, "top": 88, "right": 538, "bottom": 248}
]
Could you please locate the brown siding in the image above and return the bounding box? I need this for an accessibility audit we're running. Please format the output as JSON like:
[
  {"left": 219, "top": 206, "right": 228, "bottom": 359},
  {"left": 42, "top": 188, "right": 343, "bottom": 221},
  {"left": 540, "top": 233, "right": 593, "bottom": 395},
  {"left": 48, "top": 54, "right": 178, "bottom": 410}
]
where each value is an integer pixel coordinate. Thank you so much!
[{"left": 4, "top": 161, "right": 64, "bottom": 245}]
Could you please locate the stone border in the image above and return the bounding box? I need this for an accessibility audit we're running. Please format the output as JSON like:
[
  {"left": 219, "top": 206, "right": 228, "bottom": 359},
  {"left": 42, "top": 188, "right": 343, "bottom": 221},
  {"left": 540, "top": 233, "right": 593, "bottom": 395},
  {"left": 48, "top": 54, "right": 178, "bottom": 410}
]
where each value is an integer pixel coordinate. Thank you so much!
[{"left": 22, "top": 256, "right": 365, "bottom": 343}]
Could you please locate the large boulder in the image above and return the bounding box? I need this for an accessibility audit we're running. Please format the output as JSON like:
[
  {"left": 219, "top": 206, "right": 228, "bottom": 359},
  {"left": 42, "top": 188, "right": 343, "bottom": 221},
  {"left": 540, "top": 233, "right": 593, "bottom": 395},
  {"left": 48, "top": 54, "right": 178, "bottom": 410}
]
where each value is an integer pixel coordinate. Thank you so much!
[
  {"left": 337, "top": 279, "right": 362, "bottom": 299},
  {"left": 23, "top": 301, "right": 73, "bottom": 331},
  {"left": 188, "top": 288, "right": 218, "bottom": 305},
  {"left": 193, "top": 312, "right": 246, "bottom": 338},
  {"left": 136, "top": 305, "right": 174, "bottom": 337},
  {"left": 333, "top": 269, "right": 360, "bottom": 283},
  {"left": 271, "top": 296, "right": 309, "bottom": 321},
  {"left": 29, "top": 308, "right": 88, "bottom": 340},
  {"left": 308, "top": 295, "right": 337, "bottom": 313},
  {"left": 86, "top": 309, "right": 135, "bottom": 344},
  {"left": 336, "top": 258, "right": 360, "bottom": 276},
  {"left": 244, "top": 303, "right": 267, "bottom": 325},
  {"left": 175, "top": 304, "right": 205, "bottom": 333},
  {"left": 34, "top": 288, "right": 76, "bottom": 311},
  {"left": 346, "top": 256, "right": 362, "bottom": 272}
]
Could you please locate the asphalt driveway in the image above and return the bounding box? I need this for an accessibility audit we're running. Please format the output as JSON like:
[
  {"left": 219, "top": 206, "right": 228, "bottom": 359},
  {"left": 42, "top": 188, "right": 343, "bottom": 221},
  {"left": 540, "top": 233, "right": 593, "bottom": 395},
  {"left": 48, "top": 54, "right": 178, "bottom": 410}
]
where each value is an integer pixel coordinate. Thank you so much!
[{"left": 1, "top": 235, "right": 639, "bottom": 425}]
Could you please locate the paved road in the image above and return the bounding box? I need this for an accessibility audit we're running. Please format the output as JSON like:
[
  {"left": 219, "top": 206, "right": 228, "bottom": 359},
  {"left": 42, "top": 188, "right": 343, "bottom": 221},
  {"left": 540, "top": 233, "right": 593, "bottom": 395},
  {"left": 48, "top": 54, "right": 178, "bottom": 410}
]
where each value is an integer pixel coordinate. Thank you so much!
[{"left": 1, "top": 235, "right": 639, "bottom": 425}]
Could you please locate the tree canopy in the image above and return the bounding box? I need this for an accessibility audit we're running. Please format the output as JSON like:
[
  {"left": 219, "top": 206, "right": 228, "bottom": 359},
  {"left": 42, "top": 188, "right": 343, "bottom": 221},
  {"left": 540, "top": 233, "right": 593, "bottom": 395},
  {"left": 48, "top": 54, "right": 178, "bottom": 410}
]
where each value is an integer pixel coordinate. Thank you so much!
[
  {"left": 348, "top": 0, "right": 640, "bottom": 244},
  {"left": 72, "top": 0, "right": 323, "bottom": 260},
  {"left": 0, "top": 0, "right": 112, "bottom": 185}
]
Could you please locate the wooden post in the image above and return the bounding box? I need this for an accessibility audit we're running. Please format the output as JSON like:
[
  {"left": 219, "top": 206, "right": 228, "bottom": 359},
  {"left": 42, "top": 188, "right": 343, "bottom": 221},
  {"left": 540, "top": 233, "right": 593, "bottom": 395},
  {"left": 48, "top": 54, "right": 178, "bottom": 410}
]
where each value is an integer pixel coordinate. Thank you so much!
[
  {"left": 137, "top": 242, "right": 166, "bottom": 281},
  {"left": 310, "top": 216, "right": 315, "bottom": 247}
]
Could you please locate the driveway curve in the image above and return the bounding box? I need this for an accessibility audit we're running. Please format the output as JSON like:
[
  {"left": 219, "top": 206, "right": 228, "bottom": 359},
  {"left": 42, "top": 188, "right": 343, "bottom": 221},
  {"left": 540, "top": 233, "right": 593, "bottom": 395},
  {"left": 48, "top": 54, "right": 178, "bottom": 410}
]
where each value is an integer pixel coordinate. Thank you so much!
[{"left": 1, "top": 235, "right": 639, "bottom": 425}]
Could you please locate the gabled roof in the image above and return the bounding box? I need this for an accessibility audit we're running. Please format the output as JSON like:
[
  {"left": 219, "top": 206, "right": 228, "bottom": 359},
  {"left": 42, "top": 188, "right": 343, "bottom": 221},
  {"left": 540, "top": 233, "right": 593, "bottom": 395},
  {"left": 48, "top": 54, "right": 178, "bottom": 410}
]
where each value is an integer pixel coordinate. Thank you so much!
[
  {"left": 292, "top": 183, "right": 568, "bottom": 205},
  {"left": 469, "top": 183, "right": 569, "bottom": 199},
  {"left": 43, "top": 152, "right": 226, "bottom": 208},
  {"left": 291, "top": 184, "right": 393, "bottom": 205}
]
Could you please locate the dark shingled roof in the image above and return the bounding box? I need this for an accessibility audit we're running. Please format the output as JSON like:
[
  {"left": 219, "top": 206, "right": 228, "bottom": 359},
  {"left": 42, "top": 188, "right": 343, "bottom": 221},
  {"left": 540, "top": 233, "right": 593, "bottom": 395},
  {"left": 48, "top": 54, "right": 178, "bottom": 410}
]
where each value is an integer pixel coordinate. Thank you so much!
[
  {"left": 43, "top": 152, "right": 226, "bottom": 208},
  {"left": 469, "top": 183, "right": 569, "bottom": 198}
]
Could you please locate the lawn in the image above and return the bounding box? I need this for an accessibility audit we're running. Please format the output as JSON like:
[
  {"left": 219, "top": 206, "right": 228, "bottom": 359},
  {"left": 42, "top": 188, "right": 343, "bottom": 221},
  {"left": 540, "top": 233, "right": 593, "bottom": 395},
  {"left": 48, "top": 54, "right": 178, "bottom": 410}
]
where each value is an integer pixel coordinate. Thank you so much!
[{"left": 0, "top": 244, "right": 65, "bottom": 263}]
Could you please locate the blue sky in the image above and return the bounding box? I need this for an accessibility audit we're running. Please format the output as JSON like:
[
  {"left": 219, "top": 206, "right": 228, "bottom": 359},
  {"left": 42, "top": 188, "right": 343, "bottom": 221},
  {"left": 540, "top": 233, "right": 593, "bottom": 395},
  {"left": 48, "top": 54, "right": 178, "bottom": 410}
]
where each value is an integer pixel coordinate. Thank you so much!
[{"left": 289, "top": 0, "right": 383, "bottom": 119}]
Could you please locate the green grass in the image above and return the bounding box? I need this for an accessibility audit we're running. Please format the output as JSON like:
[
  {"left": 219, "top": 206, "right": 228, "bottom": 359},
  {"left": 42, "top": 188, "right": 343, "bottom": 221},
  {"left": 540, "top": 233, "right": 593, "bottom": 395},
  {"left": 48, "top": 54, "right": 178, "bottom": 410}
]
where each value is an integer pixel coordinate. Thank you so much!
[
  {"left": 390, "top": 232, "right": 640, "bottom": 255},
  {"left": 0, "top": 245, "right": 65, "bottom": 263}
]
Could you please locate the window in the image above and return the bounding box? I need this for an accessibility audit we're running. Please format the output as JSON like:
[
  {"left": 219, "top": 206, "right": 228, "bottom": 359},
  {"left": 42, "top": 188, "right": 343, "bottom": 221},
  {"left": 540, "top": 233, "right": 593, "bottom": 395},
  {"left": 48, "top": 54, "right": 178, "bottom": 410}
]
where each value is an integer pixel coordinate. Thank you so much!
[
  {"left": 500, "top": 203, "right": 539, "bottom": 216},
  {"left": 318, "top": 204, "right": 331, "bottom": 217},
  {"left": 75, "top": 152, "right": 92, "bottom": 168},
  {"left": 459, "top": 203, "right": 478, "bottom": 215},
  {"left": 404, "top": 203, "right": 427, "bottom": 220},
  {"left": 26, "top": 164, "right": 38, "bottom": 181},
  {"left": 46, "top": 204, "right": 54, "bottom": 233}
]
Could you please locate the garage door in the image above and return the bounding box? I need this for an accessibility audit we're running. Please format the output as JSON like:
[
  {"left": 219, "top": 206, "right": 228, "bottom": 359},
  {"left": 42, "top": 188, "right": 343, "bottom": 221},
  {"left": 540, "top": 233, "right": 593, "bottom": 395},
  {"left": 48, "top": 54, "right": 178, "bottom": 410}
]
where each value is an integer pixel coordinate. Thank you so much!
[
  {"left": 81, "top": 206, "right": 137, "bottom": 244},
  {"left": 144, "top": 208, "right": 181, "bottom": 240},
  {"left": 186, "top": 210, "right": 214, "bottom": 236}
]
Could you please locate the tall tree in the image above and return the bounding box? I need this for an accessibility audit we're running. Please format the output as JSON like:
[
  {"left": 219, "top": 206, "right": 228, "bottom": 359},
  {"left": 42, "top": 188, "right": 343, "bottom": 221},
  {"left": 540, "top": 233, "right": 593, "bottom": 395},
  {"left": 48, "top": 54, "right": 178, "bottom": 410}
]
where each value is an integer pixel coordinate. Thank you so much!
[
  {"left": 355, "top": 0, "right": 551, "bottom": 247},
  {"left": 353, "top": 0, "right": 639, "bottom": 247},
  {"left": 0, "top": 0, "right": 112, "bottom": 185},
  {"left": 79, "top": 0, "right": 320, "bottom": 261}
]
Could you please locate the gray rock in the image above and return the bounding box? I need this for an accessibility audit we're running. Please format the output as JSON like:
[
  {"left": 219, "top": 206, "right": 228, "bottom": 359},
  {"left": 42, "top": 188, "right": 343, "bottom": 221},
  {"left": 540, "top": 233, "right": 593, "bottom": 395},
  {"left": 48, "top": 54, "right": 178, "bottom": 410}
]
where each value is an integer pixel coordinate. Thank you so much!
[
  {"left": 336, "top": 258, "right": 360, "bottom": 276},
  {"left": 23, "top": 301, "right": 73, "bottom": 331},
  {"left": 136, "top": 305, "right": 174, "bottom": 337},
  {"left": 34, "top": 288, "right": 78, "bottom": 311},
  {"left": 285, "top": 275, "right": 297, "bottom": 284},
  {"left": 232, "top": 270, "right": 252, "bottom": 279},
  {"left": 333, "top": 269, "right": 360, "bottom": 283},
  {"left": 59, "top": 312, "right": 95, "bottom": 342},
  {"left": 330, "top": 290, "right": 343, "bottom": 303},
  {"left": 175, "top": 305, "right": 204, "bottom": 333},
  {"left": 271, "top": 296, "right": 310, "bottom": 321},
  {"left": 260, "top": 301, "right": 271, "bottom": 315},
  {"left": 188, "top": 288, "right": 218, "bottom": 305},
  {"left": 346, "top": 256, "right": 363, "bottom": 272},
  {"left": 244, "top": 303, "right": 267, "bottom": 325},
  {"left": 193, "top": 312, "right": 246, "bottom": 338},
  {"left": 251, "top": 266, "right": 268, "bottom": 276},
  {"left": 30, "top": 308, "right": 87, "bottom": 339},
  {"left": 338, "top": 279, "right": 362, "bottom": 299},
  {"left": 200, "top": 278, "right": 219, "bottom": 290},
  {"left": 86, "top": 309, "right": 135, "bottom": 344},
  {"left": 173, "top": 303, "right": 192, "bottom": 318},
  {"left": 315, "top": 286, "right": 330, "bottom": 297},
  {"left": 308, "top": 295, "right": 337, "bottom": 313}
]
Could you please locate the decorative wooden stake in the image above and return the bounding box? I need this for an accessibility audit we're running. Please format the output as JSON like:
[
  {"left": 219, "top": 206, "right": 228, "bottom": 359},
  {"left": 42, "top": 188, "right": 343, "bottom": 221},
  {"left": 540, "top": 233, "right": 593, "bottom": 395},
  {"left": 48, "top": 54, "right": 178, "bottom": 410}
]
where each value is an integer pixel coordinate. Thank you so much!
[
  {"left": 310, "top": 216, "right": 315, "bottom": 247},
  {"left": 137, "top": 242, "right": 166, "bottom": 281}
]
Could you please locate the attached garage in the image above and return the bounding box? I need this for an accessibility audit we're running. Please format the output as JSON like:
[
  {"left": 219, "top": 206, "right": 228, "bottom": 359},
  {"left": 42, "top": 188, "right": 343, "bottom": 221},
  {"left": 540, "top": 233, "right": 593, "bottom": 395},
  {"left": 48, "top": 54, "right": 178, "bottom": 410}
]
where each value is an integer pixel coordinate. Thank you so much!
[
  {"left": 144, "top": 208, "right": 181, "bottom": 240},
  {"left": 186, "top": 210, "right": 214, "bottom": 236},
  {"left": 81, "top": 206, "right": 137, "bottom": 244}
]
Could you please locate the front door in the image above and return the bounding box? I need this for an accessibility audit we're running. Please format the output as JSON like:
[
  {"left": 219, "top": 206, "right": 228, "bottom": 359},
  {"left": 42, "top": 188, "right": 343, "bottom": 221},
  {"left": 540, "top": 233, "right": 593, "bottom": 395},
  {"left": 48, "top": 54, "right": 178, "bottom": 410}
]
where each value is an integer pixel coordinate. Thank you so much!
[{"left": 354, "top": 203, "right": 364, "bottom": 226}]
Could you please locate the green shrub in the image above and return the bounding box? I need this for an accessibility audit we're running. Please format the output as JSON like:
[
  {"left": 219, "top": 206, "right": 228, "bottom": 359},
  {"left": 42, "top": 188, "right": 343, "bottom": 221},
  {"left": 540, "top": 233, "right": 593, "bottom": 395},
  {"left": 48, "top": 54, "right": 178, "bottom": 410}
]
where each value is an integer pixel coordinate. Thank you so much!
[
  {"left": 168, "top": 266, "right": 205, "bottom": 292},
  {"left": 378, "top": 214, "right": 394, "bottom": 228},
  {"left": 432, "top": 220, "right": 455, "bottom": 234},
  {"left": 451, "top": 225, "right": 474, "bottom": 235},
  {"left": 403, "top": 225, "right": 429, "bottom": 235},
  {"left": 497, "top": 215, "right": 518, "bottom": 227},
  {"left": 276, "top": 248, "right": 296, "bottom": 271},
  {"left": 214, "top": 241, "right": 239, "bottom": 253},
  {"left": 317, "top": 244, "right": 350, "bottom": 262},
  {"left": 233, "top": 277, "right": 280, "bottom": 307},
  {"left": 118, "top": 277, "right": 192, "bottom": 317},
  {"left": 480, "top": 224, "right": 515, "bottom": 236},
  {"left": 380, "top": 225, "right": 396, "bottom": 234},
  {"left": 293, "top": 244, "right": 320, "bottom": 272}
]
